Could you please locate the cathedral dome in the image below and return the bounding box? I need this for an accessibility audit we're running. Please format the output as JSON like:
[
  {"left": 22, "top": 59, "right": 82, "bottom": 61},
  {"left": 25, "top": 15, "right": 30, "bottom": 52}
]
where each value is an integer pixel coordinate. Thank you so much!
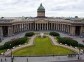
[{"left": 37, "top": 3, "right": 45, "bottom": 12}]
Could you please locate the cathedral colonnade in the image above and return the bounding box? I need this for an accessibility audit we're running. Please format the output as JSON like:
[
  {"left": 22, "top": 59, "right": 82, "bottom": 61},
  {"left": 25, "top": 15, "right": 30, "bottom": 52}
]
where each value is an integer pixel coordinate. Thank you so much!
[{"left": 0, "top": 22, "right": 84, "bottom": 37}]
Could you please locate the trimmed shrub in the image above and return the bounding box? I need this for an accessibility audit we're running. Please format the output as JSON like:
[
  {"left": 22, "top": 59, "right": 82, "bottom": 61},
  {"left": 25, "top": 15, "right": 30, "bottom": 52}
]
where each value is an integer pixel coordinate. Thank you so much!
[
  {"left": 0, "top": 45, "right": 4, "bottom": 50},
  {"left": 0, "top": 38, "right": 2, "bottom": 42},
  {"left": 4, "top": 37, "right": 27, "bottom": 49},
  {"left": 49, "top": 32, "right": 60, "bottom": 36},
  {"left": 25, "top": 32, "right": 35, "bottom": 37},
  {"left": 56, "top": 37, "right": 84, "bottom": 48},
  {"left": 78, "top": 44, "right": 84, "bottom": 48}
]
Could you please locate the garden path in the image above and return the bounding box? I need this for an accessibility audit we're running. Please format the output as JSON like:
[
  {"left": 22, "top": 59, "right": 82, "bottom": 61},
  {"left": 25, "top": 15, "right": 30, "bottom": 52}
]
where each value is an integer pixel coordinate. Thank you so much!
[
  {"left": 4, "top": 35, "right": 36, "bottom": 56},
  {"left": 47, "top": 35, "right": 79, "bottom": 53}
]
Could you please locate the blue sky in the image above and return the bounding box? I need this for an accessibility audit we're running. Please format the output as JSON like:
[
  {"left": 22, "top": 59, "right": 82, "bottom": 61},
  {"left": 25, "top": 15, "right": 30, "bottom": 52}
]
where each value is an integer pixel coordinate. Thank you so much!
[{"left": 0, "top": 0, "right": 84, "bottom": 17}]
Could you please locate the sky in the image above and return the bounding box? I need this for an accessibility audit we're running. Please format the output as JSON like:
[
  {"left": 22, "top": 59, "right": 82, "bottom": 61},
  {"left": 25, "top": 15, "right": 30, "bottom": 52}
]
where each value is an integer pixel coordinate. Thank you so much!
[{"left": 0, "top": 0, "right": 84, "bottom": 17}]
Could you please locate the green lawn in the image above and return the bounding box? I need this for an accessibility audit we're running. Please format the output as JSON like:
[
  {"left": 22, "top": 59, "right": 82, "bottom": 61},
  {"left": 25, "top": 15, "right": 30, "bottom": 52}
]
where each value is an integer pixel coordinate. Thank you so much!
[
  {"left": 0, "top": 49, "right": 6, "bottom": 54},
  {"left": 13, "top": 36, "right": 75, "bottom": 56}
]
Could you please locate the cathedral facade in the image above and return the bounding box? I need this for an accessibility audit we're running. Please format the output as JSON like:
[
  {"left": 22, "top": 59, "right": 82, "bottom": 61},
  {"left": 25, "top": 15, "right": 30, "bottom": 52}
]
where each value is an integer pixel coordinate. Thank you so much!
[{"left": 0, "top": 4, "right": 84, "bottom": 37}]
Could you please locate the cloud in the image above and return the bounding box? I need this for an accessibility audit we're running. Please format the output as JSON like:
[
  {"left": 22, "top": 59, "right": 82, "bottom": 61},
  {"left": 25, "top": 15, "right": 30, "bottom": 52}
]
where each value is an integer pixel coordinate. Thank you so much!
[{"left": 0, "top": 0, "right": 84, "bottom": 17}]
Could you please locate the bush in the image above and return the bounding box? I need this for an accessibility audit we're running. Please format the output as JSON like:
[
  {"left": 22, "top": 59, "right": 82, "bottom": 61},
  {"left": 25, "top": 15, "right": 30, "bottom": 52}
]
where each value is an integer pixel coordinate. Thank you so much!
[
  {"left": 56, "top": 37, "right": 84, "bottom": 47},
  {"left": 0, "top": 38, "right": 2, "bottom": 42},
  {"left": 49, "top": 32, "right": 60, "bottom": 36},
  {"left": 0, "top": 45, "right": 4, "bottom": 50},
  {"left": 4, "top": 37, "right": 27, "bottom": 49},
  {"left": 25, "top": 32, "right": 35, "bottom": 37},
  {"left": 78, "top": 44, "right": 84, "bottom": 48}
]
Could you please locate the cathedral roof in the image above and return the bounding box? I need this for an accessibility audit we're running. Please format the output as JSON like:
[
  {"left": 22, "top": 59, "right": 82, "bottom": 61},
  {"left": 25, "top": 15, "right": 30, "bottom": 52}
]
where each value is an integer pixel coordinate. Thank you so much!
[{"left": 37, "top": 3, "right": 45, "bottom": 11}]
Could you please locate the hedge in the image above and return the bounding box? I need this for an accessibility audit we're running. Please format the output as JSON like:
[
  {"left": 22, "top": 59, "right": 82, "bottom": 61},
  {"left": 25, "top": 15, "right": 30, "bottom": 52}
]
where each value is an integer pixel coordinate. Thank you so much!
[
  {"left": 49, "top": 32, "right": 60, "bottom": 36},
  {"left": 25, "top": 32, "right": 35, "bottom": 37},
  {"left": 0, "top": 37, "right": 27, "bottom": 50},
  {"left": 56, "top": 36, "right": 84, "bottom": 48},
  {"left": 0, "top": 45, "right": 4, "bottom": 50}
]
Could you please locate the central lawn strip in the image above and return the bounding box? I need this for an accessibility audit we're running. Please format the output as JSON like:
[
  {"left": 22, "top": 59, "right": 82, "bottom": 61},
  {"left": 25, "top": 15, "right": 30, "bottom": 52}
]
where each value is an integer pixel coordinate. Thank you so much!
[{"left": 13, "top": 36, "right": 75, "bottom": 56}]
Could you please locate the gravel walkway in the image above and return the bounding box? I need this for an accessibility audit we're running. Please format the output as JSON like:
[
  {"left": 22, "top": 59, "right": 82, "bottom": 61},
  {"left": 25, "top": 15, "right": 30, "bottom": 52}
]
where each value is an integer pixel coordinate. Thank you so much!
[
  {"left": 48, "top": 35, "right": 79, "bottom": 53},
  {"left": 4, "top": 35, "right": 36, "bottom": 56}
]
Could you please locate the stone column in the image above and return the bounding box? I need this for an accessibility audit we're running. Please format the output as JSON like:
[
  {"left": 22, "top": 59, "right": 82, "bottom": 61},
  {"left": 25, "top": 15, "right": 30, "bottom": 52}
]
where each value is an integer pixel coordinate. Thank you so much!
[
  {"left": 51, "top": 23, "right": 52, "bottom": 30},
  {"left": 63, "top": 24, "right": 65, "bottom": 32},
  {"left": 29, "top": 23, "right": 30, "bottom": 30},
  {"left": 70, "top": 26, "right": 75, "bottom": 36},
  {"left": 62, "top": 24, "right": 63, "bottom": 31},
  {"left": 57, "top": 24, "right": 59, "bottom": 31},
  {"left": 64, "top": 24, "right": 66, "bottom": 32},
  {"left": 49, "top": 23, "right": 50, "bottom": 30},
  {"left": 20, "top": 24, "right": 21, "bottom": 31},
  {"left": 40, "top": 23, "right": 41, "bottom": 30},
  {"left": 61, "top": 24, "right": 62, "bottom": 31},
  {"left": 14, "top": 25, "right": 15, "bottom": 33},
  {"left": 16, "top": 25, "right": 18, "bottom": 33},
  {"left": 59, "top": 24, "right": 60, "bottom": 31},
  {"left": 24, "top": 24, "right": 25, "bottom": 31},
  {"left": 12, "top": 25, "right": 14, "bottom": 34},
  {"left": 65, "top": 25, "right": 67, "bottom": 33},
  {"left": 35, "top": 23, "right": 36, "bottom": 31},
  {"left": 67, "top": 25, "right": 69, "bottom": 33},
  {"left": 30, "top": 23, "right": 31, "bottom": 31},
  {"left": 45, "top": 23, "right": 47, "bottom": 30},
  {"left": 46, "top": 23, "right": 47, "bottom": 30},
  {"left": 57, "top": 24, "right": 58, "bottom": 31},
  {"left": 58, "top": 24, "right": 59, "bottom": 31},
  {"left": 22, "top": 24, "right": 23, "bottom": 31},
  {"left": 53, "top": 23, "right": 55, "bottom": 30},
  {"left": 17, "top": 24, "right": 19, "bottom": 32},
  {"left": 0, "top": 27, "right": 3, "bottom": 37},
  {"left": 80, "top": 26, "right": 84, "bottom": 36},
  {"left": 23, "top": 23, "right": 24, "bottom": 31},
  {"left": 44, "top": 24, "right": 46, "bottom": 30},
  {"left": 25, "top": 24, "right": 26, "bottom": 31},
  {"left": 8, "top": 26, "right": 13, "bottom": 36},
  {"left": 36, "top": 23, "right": 37, "bottom": 30},
  {"left": 47, "top": 23, "right": 48, "bottom": 30},
  {"left": 28, "top": 23, "right": 29, "bottom": 30},
  {"left": 42, "top": 23, "right": 43, "bottom": 30},
  {"left": 55, "top": 24, "right": 57, "bottom": 30},
  {"left": 55, "top": 23, "right": 56, "bottom": 30},
  {"left": 21, "top": 24, "right": 22, "bottom": 31},
  {"left": 30, "top": 23, "right": 31, "bottom": 30}
]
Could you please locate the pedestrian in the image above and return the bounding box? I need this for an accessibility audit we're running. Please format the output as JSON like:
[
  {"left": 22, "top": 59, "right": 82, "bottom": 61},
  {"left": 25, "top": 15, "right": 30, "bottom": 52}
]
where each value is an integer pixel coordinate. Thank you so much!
[{"left": 1, "top": 58, "right": 2, "bottom": 62}]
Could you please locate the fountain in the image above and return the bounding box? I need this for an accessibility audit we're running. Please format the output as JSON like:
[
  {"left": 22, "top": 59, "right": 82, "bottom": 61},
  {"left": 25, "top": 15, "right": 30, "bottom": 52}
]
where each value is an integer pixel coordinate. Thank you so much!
[{"left": 40, "top": 32, "right": 44, "bottom": 38}]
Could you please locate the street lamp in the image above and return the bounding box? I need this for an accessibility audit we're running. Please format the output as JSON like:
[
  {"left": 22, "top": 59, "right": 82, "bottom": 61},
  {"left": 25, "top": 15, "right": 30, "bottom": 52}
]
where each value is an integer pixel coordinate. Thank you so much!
[
  {"left": 27, "top": 58, "right": 28, "bottom": 62},
  {"left": 78, "top": 42, "right": 80, "bottom": 60},
  {"left": 10, "top": 44, "right": 13, "bottom": 62}
]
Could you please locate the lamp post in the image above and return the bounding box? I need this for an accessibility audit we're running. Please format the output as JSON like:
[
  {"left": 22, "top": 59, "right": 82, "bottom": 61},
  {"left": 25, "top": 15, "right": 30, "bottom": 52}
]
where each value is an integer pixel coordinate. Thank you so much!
[
  {"left": 27, "top": 58, "right": 28, "bottom": 62},
  {"left": 78, "top": 42, "right": 80, "bottom": 60},
  {"left": 10, "top": 44, "right": 13, "bottom": 62}
]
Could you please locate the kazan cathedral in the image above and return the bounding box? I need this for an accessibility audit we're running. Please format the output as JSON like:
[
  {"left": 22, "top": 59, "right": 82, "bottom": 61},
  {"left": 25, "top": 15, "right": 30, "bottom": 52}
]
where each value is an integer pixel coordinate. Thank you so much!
[{"left": 0, "top": 4, "right": 84, "bottom": 37}]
